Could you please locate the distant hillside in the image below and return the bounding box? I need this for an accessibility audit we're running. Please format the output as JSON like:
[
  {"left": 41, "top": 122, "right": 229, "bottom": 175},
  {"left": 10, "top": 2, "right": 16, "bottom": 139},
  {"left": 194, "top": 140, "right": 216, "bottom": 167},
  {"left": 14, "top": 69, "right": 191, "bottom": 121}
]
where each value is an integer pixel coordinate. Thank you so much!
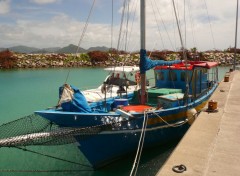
[
  {"left": 43, "top": 47, "right": 61, "bottom": 53},
  {"left": 0, "top": 48, "right": 6, "bottom": 52},
  {"left": 87, "top": 46, "right": 109, "bottom": 52},
  {"left": 9, "top": 45, "right": 40, "bottom": 53},
  {"left": 0, "top": 44, "right": 110, "bottom": 54},
  {"left": 31, "top": 47, "right": 61, "bottom": 54},
  {"left": 56, "top": 44, "right": 86, "bottom": 53}
]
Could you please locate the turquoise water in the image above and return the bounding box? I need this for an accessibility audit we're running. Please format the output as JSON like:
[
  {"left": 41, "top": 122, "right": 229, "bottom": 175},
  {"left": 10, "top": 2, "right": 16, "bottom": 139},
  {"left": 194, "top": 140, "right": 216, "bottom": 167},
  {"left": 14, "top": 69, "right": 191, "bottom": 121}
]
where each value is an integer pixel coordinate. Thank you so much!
[{"left": 0, "top": 67, "right": 230, "bottom": 176}]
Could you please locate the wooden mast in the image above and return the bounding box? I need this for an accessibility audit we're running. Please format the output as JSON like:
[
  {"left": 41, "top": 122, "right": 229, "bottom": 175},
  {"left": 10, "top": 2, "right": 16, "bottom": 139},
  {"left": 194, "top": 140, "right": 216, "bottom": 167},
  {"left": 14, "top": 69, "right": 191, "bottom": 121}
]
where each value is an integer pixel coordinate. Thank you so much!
[{"left": 140, "top": 0, "right": 147, "bottom": 104}]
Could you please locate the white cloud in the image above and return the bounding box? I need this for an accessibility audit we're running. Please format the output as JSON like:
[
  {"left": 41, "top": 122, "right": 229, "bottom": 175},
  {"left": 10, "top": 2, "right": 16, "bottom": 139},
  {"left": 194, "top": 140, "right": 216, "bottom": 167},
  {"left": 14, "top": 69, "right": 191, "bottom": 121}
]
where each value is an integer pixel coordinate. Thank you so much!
[
  {"left": 0, "top": 13, "right": 114, "bottom": 49},
  {"left": 124, "top": 0, "right": 238, "bottom": 51},
  {"left": 0, "top": 0, "right": 238, "bottom": 51},
  {"left": 30, "top": 0, "right": 58, "bottom": 5},
  {"left": 0, "top": 0, "right": 10, "bottom": 14}
]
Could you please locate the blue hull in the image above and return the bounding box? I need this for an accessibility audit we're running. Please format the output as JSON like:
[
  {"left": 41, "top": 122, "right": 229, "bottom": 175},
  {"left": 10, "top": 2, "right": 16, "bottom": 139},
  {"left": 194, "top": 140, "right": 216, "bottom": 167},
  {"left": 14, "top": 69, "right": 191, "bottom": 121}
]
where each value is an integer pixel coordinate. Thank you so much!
[
  {"left": 35, "top": 84, "right": 218, "bottom": 168},
  {"left": 77, "top": 123, "right": 188, "bottom": 168}
]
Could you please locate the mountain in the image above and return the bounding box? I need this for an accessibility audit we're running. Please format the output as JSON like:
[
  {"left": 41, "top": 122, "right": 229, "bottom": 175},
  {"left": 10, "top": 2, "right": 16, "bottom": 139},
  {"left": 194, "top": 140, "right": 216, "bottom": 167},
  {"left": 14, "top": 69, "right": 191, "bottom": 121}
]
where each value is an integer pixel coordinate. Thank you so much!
[
  {"left": 42, "top": 47, "right": 61, "bottom": 53},
  {"left": 0, "top": 44, "right": 110, "bottom": 54},
  {"left": 56, "top": 44, "right": 86, "bottom": 53},
  {"left": 0, "top": 48, "right": 6, "bottom": 52},
  {"left": 31, "top": 47, "right": 61, "bottom": 54},
  {"left": 9, "top": 45, "right": 40, "bottom": 53},
  {"left": 87, "top": 46, "right": 110, "bottom": 52}
]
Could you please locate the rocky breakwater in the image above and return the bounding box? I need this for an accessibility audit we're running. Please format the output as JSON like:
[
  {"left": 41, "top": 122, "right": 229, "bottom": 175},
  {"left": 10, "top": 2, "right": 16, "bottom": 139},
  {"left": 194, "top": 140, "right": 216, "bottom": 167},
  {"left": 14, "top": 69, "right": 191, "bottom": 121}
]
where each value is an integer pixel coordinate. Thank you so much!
[
  {"left": 0, "top": 49, "right": 240, "bottom": 69},
  {"left": 0, "top": 50, "right": 140, "bottom": 69},
  {"left": 201, "top": 52, "right": 240, "bottom": 66},
  {"left": 15, "top": 53, "right": 92, "bottom": 68}
]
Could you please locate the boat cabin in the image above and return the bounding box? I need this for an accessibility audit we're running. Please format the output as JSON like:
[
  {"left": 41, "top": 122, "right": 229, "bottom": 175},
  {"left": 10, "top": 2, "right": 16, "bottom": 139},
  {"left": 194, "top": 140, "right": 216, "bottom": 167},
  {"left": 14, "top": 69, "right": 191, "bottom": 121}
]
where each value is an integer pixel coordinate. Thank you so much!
[
  {"left": 154, "top": 61, "right": 218, "bottom": 100},
  {"left": 129, "top": 61, "right": 218, "bottom": 109}
]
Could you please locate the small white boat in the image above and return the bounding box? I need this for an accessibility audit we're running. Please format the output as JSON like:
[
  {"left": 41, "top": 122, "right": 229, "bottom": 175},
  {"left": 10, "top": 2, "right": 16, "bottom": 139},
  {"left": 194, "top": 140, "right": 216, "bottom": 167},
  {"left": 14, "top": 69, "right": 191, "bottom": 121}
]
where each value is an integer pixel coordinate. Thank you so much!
[{"left": 82, "top": 66, "right": 141, "bottom": 103}]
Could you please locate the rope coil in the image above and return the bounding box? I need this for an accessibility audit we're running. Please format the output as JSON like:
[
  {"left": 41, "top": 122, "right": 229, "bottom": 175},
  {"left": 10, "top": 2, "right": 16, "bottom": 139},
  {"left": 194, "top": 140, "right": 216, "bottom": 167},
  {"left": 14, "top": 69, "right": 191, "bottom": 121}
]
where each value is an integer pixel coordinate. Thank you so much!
[{"left": 172, "top": 164, "right": 187, "bottom": 173}]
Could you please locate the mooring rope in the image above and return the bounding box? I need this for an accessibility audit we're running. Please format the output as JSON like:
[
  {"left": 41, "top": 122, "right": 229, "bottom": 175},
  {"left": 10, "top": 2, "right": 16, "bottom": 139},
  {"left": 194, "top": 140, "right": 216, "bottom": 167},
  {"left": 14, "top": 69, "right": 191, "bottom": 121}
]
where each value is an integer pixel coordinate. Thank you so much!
[
  {"left": 0, "top": 145, "right": 94, "bottom": 173},
  {"left": 150, "top": 109, "right": 200, "bottom": 128},
  {"left": 14, "top": 146, "right": 93, "bottom": 168},
  {"left": 0, "top": 169, "right": 93, "bottom": 173},
  {"left": 129, "top": 111, "right": 148, "bottom": 176}
]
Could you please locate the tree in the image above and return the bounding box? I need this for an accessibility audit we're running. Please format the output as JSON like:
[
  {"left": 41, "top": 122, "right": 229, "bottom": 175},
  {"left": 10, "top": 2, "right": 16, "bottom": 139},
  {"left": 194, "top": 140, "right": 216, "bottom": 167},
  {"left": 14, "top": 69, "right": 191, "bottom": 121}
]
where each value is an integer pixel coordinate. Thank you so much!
[
  {"left": 190, "top": 47, "right": 197, "bottom": 53},
  {"left": 88, "top": 51, "right": 109, "bottom": 65},
  {"left": 80, "top": 53, "right": 90, "bottom": 62},
  {"left": 0, "top": 49, "right": 17, "bottom": 69}
]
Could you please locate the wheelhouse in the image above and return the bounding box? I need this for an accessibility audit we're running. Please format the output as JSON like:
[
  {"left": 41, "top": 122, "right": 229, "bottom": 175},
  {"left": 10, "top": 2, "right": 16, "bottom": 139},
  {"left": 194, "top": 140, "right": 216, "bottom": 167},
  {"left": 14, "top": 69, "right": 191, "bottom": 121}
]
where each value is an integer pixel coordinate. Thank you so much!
[{"left": 154, "top": 61, "right": 218, "bottom": 100}]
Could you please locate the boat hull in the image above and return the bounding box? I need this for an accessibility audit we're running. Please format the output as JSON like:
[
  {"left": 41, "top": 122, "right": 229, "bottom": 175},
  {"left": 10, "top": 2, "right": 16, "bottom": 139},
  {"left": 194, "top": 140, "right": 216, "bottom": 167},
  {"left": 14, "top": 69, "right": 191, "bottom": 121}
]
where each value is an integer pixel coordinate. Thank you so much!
[
  {"left": 35, "top": 84, "right": 217, "bottom": 168},
  {"left": 78, "top": 123, "right": 188, "bottom": 169}
]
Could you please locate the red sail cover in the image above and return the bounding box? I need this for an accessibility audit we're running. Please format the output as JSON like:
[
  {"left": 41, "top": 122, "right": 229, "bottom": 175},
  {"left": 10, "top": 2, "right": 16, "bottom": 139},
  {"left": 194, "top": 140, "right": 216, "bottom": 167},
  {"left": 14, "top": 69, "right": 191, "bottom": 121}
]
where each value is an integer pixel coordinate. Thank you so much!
[{"left": 155, "top": 61, "right": 218, "bottom": 70}]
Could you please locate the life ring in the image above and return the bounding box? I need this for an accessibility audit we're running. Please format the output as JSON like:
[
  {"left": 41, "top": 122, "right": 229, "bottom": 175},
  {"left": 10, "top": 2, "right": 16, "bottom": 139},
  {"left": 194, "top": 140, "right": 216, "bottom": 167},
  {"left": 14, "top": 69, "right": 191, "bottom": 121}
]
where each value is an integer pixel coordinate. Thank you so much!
[{"left": 172, "top": 164, "right": 187, "bottom": 173}]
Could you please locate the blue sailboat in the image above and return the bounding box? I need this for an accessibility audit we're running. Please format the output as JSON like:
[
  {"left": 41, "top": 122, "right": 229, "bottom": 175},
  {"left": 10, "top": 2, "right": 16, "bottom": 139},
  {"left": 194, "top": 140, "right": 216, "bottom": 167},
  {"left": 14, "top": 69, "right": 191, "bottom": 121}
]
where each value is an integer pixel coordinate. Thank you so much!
[{"left": 34, "top": 0, "right": 219, "bottom": 169}]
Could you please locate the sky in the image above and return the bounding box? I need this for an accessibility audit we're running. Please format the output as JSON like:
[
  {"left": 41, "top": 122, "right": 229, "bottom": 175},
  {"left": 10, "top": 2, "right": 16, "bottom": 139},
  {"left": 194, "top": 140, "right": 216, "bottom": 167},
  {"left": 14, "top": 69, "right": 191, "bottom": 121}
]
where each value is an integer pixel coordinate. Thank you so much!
[{"left": 0, "top": 0, "right": 239, "bottom": 51}]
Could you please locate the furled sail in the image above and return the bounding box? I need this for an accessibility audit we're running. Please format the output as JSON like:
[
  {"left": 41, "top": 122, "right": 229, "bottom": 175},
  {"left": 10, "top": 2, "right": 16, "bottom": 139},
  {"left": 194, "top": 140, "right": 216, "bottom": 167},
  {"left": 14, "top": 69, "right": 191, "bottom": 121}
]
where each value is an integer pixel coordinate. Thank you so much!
[
  {"left": 139, "top": 49, "right": 182, "bottom": 73},
  {"left": 59, "top": 84, "right": 92, "bottom": 113}
]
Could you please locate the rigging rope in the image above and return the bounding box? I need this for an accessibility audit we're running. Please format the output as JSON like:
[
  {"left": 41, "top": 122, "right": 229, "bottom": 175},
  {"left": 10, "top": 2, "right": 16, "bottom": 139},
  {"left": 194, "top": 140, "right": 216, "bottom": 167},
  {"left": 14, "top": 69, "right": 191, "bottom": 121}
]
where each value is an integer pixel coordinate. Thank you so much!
[
  {"left": 172, "top": 0, "right": 190, "bottom": 106},
  {"left": 172, "top": 0, "right": 187, "bottom": 59},
  {"left": 124, "top": 0, "right": 130, "bottom": 53},
  {"left": 153, "top": 0, "right": 175, "bottom": 50},
  {"left": 111, "top": 0, "right": 114, "bottom": 52},
  {"left": 0, "top": 110, "right": 194, "bottom": 148},
  {"left": 203, "top": 0, "right": 216, "bottom": 49},
  {"left": 184, "top": 0, "right": 187, "bottom": 48},
  {"left": 187, "top": 0, "right": 198, "bottom": 49},
  {"left": 0, "top": 114, "right": 130, "bottom": 147},
  {"left": 150, "top": 0, "right": 165, "bottom": 50},
  {"left": 0, "top": 107, "right": 197, "bottom": 173},
  {"left": 64, "top": 0, "right": 96, "bottom": 84},
  {"left": 126, "top": 0, "right": 138, "bottom": 53},
  {"left": 117, "top": 0, "right": 127, "bottom": 53}
]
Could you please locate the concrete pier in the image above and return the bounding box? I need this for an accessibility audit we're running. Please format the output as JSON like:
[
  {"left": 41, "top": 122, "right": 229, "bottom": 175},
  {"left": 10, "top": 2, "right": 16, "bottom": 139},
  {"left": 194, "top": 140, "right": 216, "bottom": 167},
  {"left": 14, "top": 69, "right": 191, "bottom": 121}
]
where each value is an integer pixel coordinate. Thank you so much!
[{"left": 157, "top": 70, "right": 240, "bottom": 176}]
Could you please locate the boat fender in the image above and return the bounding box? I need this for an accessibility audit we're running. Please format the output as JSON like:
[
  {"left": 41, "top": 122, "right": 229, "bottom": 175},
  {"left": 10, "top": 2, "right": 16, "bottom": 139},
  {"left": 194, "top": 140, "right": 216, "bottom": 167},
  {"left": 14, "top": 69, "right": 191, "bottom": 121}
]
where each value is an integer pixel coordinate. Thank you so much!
[
  {"left": 186, "top": 108, "right": 197, "bottom": 125},
  {"left": 115, "top": 109, "right": 134, "bottom": 119}
]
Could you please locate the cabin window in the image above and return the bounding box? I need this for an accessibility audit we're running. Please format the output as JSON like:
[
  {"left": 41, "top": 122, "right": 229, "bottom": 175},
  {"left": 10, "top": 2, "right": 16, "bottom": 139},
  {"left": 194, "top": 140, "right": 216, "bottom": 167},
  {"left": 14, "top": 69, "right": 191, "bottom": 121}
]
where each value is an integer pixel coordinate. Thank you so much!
[
  {"left": 181, "top": 71, "right": 192, "bottom": 81},
  {"left": 168, "top": 71, "right": 177, "bottom": 81},
  {"left": 181, "top": 72, "right": 185, "bottom": 81},
  {"left": 157, "top": 71, "right": 164, "bottom": 80},
  {"left": 203, "top": 68, "right": 207, "bottom": 74}
]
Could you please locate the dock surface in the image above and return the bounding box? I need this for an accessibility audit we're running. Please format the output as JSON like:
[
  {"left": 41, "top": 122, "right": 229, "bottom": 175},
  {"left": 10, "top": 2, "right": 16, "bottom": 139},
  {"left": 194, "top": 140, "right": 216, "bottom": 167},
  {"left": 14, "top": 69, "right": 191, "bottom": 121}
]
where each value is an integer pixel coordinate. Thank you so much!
[{"left": 157, "top": 70, "right": 240, "bottom": 176}]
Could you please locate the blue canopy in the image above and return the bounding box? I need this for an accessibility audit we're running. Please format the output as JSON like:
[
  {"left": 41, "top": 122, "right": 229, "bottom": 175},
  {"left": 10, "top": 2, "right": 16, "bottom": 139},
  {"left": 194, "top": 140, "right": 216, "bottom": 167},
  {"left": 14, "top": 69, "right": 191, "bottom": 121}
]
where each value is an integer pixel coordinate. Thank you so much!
[
  {"left": 59, "top": 85, "right": 92, "bottom": 113},
  {"left": 140, "top": 49, "right": 182, "bottom": 74}
]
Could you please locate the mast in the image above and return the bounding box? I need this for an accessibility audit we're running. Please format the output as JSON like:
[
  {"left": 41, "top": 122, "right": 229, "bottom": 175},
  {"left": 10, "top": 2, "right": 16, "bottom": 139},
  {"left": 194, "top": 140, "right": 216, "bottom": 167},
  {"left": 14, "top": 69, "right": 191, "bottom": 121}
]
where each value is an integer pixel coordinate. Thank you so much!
[
  {"left": 234, "top": 0, "right": 239, "bottom": 70},
  {"left": 140, "top": 0, "right": 147, "bottom": 104}
]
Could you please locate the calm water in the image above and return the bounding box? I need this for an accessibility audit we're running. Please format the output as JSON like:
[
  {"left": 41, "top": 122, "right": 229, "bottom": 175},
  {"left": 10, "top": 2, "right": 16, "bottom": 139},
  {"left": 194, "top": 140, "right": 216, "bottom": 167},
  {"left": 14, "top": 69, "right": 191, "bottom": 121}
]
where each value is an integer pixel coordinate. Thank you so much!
[{"left": 0, "top": 66, "right": 230, "bottom": 176}]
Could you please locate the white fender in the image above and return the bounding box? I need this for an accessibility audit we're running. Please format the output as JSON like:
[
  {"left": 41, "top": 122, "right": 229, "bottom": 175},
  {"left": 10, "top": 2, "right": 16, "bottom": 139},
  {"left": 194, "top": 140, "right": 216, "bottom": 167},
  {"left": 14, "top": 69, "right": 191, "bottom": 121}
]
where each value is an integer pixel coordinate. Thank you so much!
[{"left": 186, "top": 108, "right": 197, "bottom": 125}]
